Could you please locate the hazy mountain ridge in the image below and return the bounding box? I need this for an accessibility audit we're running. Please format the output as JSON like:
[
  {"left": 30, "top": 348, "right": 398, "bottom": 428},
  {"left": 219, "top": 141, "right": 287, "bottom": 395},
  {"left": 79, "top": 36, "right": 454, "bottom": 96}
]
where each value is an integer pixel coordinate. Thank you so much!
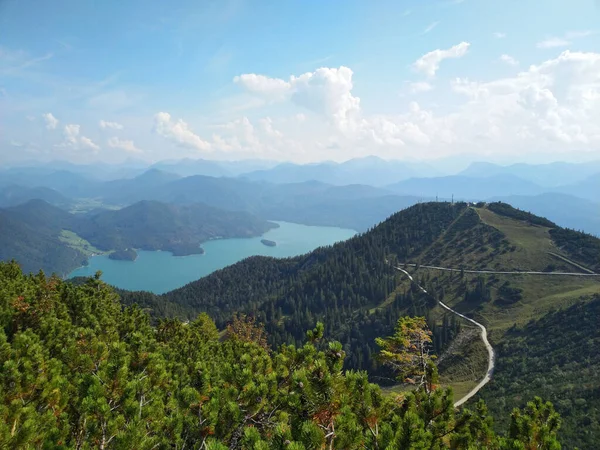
[
  {"left": 239, "top": 156, "right": 437, "bottom": 186},
  {"left": 491, "top": 193, "right": 600, "bottom": 236},
  {"left": 460, "top": 160, "right": 600, "bottom": 187},
  {"left": 3, "top": 158, "right": 600, "bottom": 236},
  {"left": 387, "top": 174, "right": 546, "bottom": 199},
  {"left": 0, "top": 184, "right": 72, "bottom": 208}
]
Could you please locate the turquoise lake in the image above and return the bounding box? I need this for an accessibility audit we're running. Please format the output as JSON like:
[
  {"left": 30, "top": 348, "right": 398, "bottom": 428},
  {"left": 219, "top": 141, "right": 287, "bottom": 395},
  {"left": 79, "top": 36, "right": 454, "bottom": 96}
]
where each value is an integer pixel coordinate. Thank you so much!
[{"left": 68, "top": 221, "right": 356, "bottom": 294}]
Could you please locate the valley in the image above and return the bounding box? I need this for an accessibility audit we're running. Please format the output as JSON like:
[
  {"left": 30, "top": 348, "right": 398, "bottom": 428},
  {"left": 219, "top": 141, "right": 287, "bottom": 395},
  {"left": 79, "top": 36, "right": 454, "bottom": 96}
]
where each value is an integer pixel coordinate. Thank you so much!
[
  {"left": 1, "top": 160, "right": 600, "bottom": 448},
  {"left": 0, "top": 199, "right": 277, "bottom": 276},
  {"left": 69, "top": 221, "right": 356, "bottom": 293},
  {"left": 4, "top": 3, "right": 600, "bottom": 446}
]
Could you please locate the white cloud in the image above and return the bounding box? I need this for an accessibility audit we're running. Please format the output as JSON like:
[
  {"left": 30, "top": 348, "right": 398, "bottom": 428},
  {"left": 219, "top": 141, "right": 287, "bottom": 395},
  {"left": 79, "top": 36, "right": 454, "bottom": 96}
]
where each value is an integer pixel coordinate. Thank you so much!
[
  {"left": 107, "top": 137, "right": 142, "bottom": 153},
  {"left": 63, "top": 124, "right": 80, "bottom": 146},
  {"left": 499, "top": 54, "right": 519, "bottom": 66},
  {"left": 99, "top": 120, "right": 124, "bottom": 130},
  {"left": 80, "top": 136, "right": 100, "bottom": 151},
  {"left": 233, "top": 74, "right": 291, "bottom": 101},
  {"left": 422, "top": 21, "right": 440, "bottom": 34},
  {"left": 42, "top": 113, "right": 58, "bottom": 129},
  {"left": 21, "top": 49, "right": 600, "bottom": 164},
  {"left": 259, "top": 117, "right": 282, "bottom": 138},
  {"left": 449, "top": 50, "right": 600, "bottom": 147},
  {"left": 153, "top": 112, "right": 211, "bottom": 151},
  {"left": 235, "top": 66, "right": 360, "bottom": 131},
  {"left": 10, "top": 140, "right": 24, "bottom": 147},
  {"left": 291, "top": 66, "right": 360, "bottom": 131},
  {"left": 537, "top": 37, "right": 570, "bottom": 49},
  {"left": 58, "top": 124, "right": 100, "bottom": 151},
  {"left": 413, "top": 42, "right": 471, "bottom": 77},
  {"left": 537, "top": 30, "right": 596, "bottom": 49},
  {"left": 493, "top": 32, "right": 506, "bottom": 39},
  {"left": 208, "top": 116, "right": 293, "bottom": 158},
  {"left": 409, "top": 81, "right": 434, "bottom": 93},
  {"left": 565, "top": 30, "right": 596, "bottom": 39},
  {"left": 221, "top": 50, "right": 600, "bottom": 161},
  {"left": 0, "top": 48, "right": 53, "bottom": 74}
]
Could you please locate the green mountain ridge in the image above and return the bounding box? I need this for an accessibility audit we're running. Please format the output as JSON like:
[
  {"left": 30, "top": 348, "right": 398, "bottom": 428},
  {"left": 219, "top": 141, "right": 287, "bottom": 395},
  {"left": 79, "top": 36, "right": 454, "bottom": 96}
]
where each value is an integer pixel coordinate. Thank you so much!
[
  {"left": 2, "top": 199, "right": 599, "bottom": 446},
  {"left": 116, "top": 201, "right": 600, "bottom": 448},
  {"left": 0, "top": 200, "right": 276, "bottom": 275}
]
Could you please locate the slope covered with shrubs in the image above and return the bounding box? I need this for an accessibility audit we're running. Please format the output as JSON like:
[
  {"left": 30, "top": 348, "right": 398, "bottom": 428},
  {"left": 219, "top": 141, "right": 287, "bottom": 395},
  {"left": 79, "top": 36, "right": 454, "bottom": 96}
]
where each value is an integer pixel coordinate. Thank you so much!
[{"left": 0, "top": 262, "right": 562, "bottom": 449}]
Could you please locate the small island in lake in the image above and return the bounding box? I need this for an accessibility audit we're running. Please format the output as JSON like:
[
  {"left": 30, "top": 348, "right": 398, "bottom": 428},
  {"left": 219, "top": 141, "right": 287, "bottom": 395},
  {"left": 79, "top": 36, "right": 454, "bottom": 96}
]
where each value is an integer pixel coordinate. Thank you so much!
[
  {"left": 109, "top": 248, "right": 138, "bottom": 261},
  {"left": 261, "top": 239, "right": 277, "bottom": 247},
  {"left": 168, "top": 243, "right": 205, "bottom": 257}
]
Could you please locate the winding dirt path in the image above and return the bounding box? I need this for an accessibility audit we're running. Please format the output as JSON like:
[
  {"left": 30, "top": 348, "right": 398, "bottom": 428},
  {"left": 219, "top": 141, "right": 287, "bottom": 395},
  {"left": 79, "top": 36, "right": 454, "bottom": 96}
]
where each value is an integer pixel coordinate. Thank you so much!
[
  {"left": 394, "top": 266, "right": 495, "bottom": 408},
  {"left": 400, "top": 263, "right": 599, "bottom": 276}
]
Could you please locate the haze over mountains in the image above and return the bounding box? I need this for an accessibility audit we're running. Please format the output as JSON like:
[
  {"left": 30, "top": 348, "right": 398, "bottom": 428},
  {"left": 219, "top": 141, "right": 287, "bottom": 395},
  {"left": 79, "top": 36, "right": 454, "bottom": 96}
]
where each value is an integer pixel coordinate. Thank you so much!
[{"left": 1, "top": 156, "right": 599, "bottom": 237}]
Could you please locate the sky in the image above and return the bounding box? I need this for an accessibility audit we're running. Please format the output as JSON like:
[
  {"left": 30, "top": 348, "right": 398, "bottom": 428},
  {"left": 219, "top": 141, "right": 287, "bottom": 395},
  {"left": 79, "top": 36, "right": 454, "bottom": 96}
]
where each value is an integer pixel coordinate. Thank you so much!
[{"left": 0, "top": 0, "right": 599, "bottom": 165}]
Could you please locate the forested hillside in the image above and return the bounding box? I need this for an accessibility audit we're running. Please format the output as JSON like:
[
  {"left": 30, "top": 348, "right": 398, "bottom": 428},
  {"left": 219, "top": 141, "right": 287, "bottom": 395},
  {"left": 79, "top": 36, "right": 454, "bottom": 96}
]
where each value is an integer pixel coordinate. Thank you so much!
[
  {"left": 478, "top": 297, "right": 600, "bottom": 450},
  {"left": 119, "top": 201, "right": 600, "bottom": 447},
  {"left": 151, "top": 203, "right": 471, "bottom": 370},
  {"left": 0, "top": 200, "right": 275, "bottom": 274},
  {"left": 74, "top": 200, "right": 277, "bottom": 257},
  {"left": 0, "top": 262, "right": 562, "bottom": 448},
  {"left": 0, "top": 208, "right": 86, "bottom": 276},
  {"left": 122, "top": 202, "right": 599, "bottom": 367}
]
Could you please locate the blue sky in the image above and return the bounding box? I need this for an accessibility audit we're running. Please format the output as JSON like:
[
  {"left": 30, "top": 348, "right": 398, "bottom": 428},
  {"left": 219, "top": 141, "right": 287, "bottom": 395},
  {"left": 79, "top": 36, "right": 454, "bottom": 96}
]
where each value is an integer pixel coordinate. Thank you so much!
[{"left": 1, "top": 0, "right": 599, "bottom": 164}]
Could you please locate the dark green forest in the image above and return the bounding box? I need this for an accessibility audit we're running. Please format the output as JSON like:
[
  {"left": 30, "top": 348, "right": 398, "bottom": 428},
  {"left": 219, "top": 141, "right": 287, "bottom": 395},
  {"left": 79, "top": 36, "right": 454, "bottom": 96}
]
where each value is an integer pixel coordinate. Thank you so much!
[
  {"left": 121, "top": 203, "right": 471, "bottom": 376},
  {"left": 0, "top": 205, "right": 86, "bottom": 278},
  {"left": 3, "top": 200, "right": 599, "bottom": 446},
  {"left": 478, "top": 297, "right": 600, "bottom": 450},
  {"left": 0, "top": 262, "right": 562, "bottom": 449},
  {"left": 487, "top": 201, "right": 556, "bottom": 228},
  {"left": 121, "top": 202, "right": 597, "bottom": 376},
  {"left": 548, "top": 228, "right": 600, "bottom": 271},
  {"left": 74, "top": 200, "right": 276, "bottom": 256},
  {"left": 0, "top": 199, "right": 275, "bottom": 275},
  {"left": 115, "top": 202, "right": 600, "bottom": 447},
  {"left": 108, "top": 248, "right": 138, "bottom": 261}
]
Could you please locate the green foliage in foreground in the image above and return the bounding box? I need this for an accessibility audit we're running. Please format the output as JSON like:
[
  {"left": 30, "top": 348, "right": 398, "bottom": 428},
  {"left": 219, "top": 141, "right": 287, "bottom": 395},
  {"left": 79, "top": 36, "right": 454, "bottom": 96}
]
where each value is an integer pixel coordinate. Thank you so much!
[{"left": 0, "top": 262, "right": 562, "bottom": 449}]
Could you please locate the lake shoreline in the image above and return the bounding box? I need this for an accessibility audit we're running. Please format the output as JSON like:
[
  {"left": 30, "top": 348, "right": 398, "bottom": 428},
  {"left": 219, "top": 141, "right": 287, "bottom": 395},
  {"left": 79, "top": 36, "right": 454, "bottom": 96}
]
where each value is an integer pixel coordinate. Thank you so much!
[{"left": 68, "top": 221, "right": 357, "bottom": 294}]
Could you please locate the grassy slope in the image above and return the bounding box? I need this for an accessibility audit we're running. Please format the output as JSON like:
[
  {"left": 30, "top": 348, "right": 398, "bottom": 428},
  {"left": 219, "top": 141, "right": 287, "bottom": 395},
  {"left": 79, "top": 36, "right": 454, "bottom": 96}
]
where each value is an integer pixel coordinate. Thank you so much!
[
  {"left": 402, "top": 204, "right": 600, "bottom": 448},
  {"left": 59, "top": 230, "right": 105, "bottom": 257}
]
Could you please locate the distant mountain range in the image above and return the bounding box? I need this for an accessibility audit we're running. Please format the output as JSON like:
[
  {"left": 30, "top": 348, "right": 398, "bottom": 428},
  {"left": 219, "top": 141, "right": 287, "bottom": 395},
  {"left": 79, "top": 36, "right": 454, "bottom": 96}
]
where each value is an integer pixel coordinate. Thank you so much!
[
  {"left": 386, "top": 174, "right": 545, "bottom": 199},
  {"left": 151, "top": 158, "right": 278, "bottom": 178},
  {"left": 240, "top": 156, "right": 438, "bottom": 186},
  {"left": 2, "top": 157, "right": 600, "bottom": 236},
  {"left": 460, "top": 160, "right": 600, "bottom": 187},
  {"left": 0, "top": 185, "right": 72, "bottom": 208},
  {"left": 491, "top": 193, "right": 600, "bottom": 236}
]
